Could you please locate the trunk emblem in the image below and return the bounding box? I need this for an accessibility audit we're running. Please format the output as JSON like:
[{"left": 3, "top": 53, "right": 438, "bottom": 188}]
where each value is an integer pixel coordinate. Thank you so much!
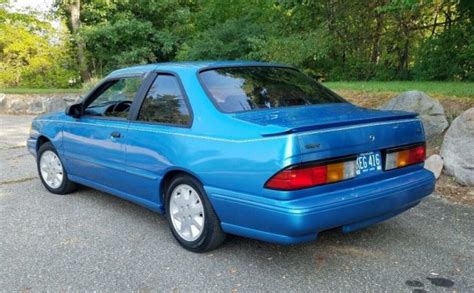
[
  {"left": 305, "top": 143, "right": 320, "bottom": 149},
  {"left": 369, "top": 135, "right": 376, "bottom": 142}
]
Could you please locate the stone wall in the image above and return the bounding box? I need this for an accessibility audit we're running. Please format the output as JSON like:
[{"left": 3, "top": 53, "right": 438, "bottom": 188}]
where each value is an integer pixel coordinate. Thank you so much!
[{"left": 0, "top": 93, "right": 81, "bottom": 115}]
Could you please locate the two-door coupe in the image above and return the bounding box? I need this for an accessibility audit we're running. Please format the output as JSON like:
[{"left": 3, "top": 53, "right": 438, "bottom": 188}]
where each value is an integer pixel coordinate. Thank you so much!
[{"left": 28, "top": 61, "right": 435, "bottom": 252}]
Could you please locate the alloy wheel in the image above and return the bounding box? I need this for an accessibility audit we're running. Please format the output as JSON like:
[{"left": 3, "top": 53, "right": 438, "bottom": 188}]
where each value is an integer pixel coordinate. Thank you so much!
[
  {"left": 169, "top": 184, "right": 205, "bottom": 241},
  {"left": 39, "top": 150, "right": 64, "bottom": 189}
]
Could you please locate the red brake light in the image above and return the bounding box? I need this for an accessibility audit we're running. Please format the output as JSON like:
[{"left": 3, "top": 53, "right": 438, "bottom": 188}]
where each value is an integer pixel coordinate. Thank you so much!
[
  {"left": 265, "top": 158, "right": 356, "bottom": 190},
  {"left": 408, "top": 145, "right": 426, "bottom": 164}
]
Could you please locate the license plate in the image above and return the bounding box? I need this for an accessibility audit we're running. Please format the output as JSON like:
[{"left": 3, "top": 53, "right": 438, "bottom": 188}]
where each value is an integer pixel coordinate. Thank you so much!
[{"left": 356, "top": 151, "right": 382, "bottom": 176}]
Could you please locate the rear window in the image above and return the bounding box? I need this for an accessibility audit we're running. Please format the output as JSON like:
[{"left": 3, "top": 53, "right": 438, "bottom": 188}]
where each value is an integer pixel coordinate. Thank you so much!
[{"left": 199, "top": 66, "right": 346, "bottom": 113}]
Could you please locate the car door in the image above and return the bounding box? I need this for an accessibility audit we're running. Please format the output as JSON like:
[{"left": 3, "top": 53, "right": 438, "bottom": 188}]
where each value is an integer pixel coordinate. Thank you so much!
[
  {"left": 124, "top": 73, "right": 193, "bottom": 206},
  {"left": 62, "top": 75, "right": 145, "bottom": 191}
]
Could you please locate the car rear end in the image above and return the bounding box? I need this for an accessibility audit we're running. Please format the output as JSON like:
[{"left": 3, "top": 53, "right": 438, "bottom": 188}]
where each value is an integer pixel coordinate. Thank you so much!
[
  {"left": 213, "top": 107, "right": 435, "bottom": 244},
  {"left": 199, "top": 65, "right": 435, "bottom": 244}
]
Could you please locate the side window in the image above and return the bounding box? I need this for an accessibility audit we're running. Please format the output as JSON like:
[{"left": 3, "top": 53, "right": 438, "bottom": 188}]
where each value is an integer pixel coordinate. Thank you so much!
[
  {"left": 137, "top": 75, "right": 191, "bottom": 125},
  {"left": 84, "top": 77, "right": 143, "bottom": 118}
]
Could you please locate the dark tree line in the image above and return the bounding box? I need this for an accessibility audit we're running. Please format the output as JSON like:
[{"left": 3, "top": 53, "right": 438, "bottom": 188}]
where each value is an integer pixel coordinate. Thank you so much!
[{"left": 2, "top": 0, "right": 473, "bottom": 88}]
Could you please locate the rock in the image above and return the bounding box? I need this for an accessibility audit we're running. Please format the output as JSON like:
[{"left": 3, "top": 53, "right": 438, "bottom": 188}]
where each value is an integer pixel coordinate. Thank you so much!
[
  {"left": 0, "top": 93, "right": 6, "bottom": 112},
  {"left": 440, "top": 108, "right": 474, "bottom": 186},
  {"left": 8, "top": 98, "right": 29, "bottom": 114},
  {"left": 0, "top": 94, "right": 81, "bottom": 114},
  {"left": 64, "top": 95, "right": 82, "bottom": 104},
  {"left": 382, "top": 91, "right": 448, "bottom": 139},
  {"left": 45, "top": 97, "right": 68, "bottom": 113},
  {"left": 27, "top": 100, "right": 46, "bottom": 114},
  {"left": 424, "top": 154, "right": 443, "bottom": 179}
]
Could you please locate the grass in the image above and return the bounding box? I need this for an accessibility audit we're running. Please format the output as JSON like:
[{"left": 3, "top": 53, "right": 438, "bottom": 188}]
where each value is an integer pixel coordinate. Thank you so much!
[
  {"left": 0, "top": 88, "right": 83, "bottom": 94},
  {"left": 324, "top": 81, "right": 474, "bottom": 98}
]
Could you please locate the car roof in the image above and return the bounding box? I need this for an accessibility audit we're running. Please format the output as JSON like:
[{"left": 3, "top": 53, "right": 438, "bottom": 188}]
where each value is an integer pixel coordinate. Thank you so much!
[{"left": 106, "top": 60, "right": 291, "bottom": 78}]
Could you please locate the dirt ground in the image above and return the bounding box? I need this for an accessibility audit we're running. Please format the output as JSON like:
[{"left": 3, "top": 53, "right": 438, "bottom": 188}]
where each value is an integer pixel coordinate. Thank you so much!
[{"left": 336, "top": 90, "right": 474, "bottom": 206}]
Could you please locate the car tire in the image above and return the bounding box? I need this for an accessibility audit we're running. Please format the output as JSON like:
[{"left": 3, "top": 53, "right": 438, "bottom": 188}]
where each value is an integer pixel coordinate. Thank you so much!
[
  {"left": 37, "top": 142, "right": 77, "bottom": 194},
  {"left": 165, "top": 174, "right": 226, "bottom": 252}
]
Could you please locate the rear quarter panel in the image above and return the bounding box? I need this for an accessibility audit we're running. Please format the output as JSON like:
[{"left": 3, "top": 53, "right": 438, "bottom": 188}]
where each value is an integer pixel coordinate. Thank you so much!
[{"left": 125, "top": 122, "right": 300, "bottom": 202}]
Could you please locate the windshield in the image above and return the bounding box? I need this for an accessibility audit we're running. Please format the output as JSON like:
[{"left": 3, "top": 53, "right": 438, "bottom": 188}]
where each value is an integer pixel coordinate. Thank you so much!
[{"left": 199, "top": 66, "right": 346, "bottom": 113}]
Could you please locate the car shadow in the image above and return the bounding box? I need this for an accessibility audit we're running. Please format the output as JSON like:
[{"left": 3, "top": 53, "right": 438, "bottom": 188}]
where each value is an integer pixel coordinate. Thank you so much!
[
  {"left": 72, "top": 184, "right": 415, "bottom": 264},
  {"left": 72, "top": 184, "right": 167, "bottom": 224}
]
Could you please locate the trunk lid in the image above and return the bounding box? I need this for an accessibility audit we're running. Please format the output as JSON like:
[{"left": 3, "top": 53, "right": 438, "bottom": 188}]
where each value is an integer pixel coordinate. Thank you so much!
[
  {"left": 233, "top": 103, "right": 425, "bottom": 163},
  {"left": 233, "top": 103, "right": 417, "bottom": 134}
]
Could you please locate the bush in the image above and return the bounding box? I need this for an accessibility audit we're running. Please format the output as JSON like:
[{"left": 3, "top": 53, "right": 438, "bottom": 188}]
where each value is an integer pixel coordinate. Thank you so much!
[
  {"left": 413, "top": 22, "right": 474, "bottom": 81},
  {"left": 176, "top": 18, "right": 267, "bottom": 61},
  {"left": 326, "top": 62, "right": 398, "bottom": 81},
  {"left": 0, "top": 8, "right": 78, "bottom": 88},
  {"left": 81, "top": 19, "right": 164, "bottom": 75}
]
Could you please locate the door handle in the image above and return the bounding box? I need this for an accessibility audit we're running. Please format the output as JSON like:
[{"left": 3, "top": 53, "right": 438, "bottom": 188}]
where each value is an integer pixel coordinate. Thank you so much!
[{"left": 111, "top": 131, "right": 121, "bottom": 138}]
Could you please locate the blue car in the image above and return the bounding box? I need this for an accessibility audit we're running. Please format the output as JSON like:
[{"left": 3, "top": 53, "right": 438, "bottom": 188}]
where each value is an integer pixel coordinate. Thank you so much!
[{"left": 28, "top": 61, "right": 435, "bottom": 252}]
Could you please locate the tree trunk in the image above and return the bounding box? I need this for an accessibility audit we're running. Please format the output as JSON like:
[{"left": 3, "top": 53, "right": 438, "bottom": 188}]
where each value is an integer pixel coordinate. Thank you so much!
[
  {"left": 69, "top": 0, "right": 90, "bottom": 82},
  {"left": 396, "top": 19, "right": 410, "bottom": 74},
  {"left": 401, "top": 38, "right": 409, "bottom": 71},
  {"left": 371, "top": 11, "right": 384, "bottom": 64},
  {"left": 430, "top": 4, "right": 440, "bottom": 37}
]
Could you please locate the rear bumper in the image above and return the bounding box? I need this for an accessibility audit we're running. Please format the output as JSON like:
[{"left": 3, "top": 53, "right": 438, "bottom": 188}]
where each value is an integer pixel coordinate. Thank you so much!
[{"left": 206, "top": 169, "right": 435, "bottom": 244}]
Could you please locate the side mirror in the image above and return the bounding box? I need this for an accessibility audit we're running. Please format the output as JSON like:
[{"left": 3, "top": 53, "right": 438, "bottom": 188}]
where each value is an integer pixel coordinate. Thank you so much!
[{"left": 65, "top": 103, "right": 83, "bottom": 118}]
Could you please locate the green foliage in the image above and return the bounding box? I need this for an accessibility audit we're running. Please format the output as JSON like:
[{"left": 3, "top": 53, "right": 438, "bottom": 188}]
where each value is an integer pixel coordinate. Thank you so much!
[
  {"left": 176, "top": 18, "right": 267, "bottom": 61},
  {"left": 82, "top": 19, "right": 159, "bottom": 71},
  {"left": 2, "top": 0, "right": 474, "bottom": 87},
  {"left": 413, "top": 21, "right": 474, "bottom": 81},
  {"left": 0, "top": 4, "right": 78, "bottom": 88},
  {"left": 250, "top": 30, "right": 333, "bottom": 78},
  {"left": 59, "top": 0, "right": 197, "bottom": 75}
]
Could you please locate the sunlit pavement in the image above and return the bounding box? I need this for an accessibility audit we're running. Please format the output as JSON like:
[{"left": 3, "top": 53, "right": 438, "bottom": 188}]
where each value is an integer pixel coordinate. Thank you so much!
[{"left": 1, "top": 115, "right": 473, "bottom": 291}]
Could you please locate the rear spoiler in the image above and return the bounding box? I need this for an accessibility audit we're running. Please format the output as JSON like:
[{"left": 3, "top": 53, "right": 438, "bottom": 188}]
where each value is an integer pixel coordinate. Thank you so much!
[{"left": 261, "top": 114, "right": 419, "bottom": 137}]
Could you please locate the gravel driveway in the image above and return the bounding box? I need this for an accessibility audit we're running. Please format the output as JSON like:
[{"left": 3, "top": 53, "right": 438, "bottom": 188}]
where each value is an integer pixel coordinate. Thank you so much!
[{"left": 1, "top": 115, "right": 473, "bottom": 292}]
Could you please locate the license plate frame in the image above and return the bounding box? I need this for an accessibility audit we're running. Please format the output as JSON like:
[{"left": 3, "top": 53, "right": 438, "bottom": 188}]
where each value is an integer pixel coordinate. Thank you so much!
[{"left": 356, "top": 151, "right": 382, "bottom": 176}]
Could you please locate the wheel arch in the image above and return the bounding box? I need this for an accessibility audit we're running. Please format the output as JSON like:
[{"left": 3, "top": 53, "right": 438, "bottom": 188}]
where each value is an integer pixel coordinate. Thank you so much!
[
  {"left": 159, "top": 168, "right": 206, "bottom": 207},
  {"left": 36, "top": 135, "right": 52, "bottom": 152}
]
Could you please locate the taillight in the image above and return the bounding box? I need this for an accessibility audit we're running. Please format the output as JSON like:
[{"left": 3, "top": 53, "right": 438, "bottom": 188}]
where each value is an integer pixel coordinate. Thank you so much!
[
  {"left": 265, "top": 157, "right": 356, "bottom": 190},
  {"left": 385, "top": 144, "right": 426, "bottom": 170}
]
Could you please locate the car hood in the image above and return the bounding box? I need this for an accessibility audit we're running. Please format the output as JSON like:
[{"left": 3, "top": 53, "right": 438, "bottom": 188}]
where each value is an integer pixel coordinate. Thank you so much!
[{"left": 232, "top": 103, "right": 418, "bottom": 135}]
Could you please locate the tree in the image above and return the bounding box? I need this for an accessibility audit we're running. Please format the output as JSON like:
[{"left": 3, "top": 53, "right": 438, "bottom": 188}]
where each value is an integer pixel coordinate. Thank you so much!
[
  {"left": 55, "top": 0, "right": 197, "bottom": 75},
  {"left": 413, "top": 0, "right": 474, "bottom": 80},
  {"left": 68, "top": 0, "right": 90, "bottom": 82},
  {"left": 0, "top": 3, "right": 77, "bottom": 87},
  {"left": 12, "top": 0, "right": 474, "bottom": 83}
]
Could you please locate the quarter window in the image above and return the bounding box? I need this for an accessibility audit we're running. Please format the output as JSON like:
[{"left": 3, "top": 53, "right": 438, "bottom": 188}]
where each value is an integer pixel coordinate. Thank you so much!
[{"left": 137, "top": 75, "right": 191, "bottom": 125}]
